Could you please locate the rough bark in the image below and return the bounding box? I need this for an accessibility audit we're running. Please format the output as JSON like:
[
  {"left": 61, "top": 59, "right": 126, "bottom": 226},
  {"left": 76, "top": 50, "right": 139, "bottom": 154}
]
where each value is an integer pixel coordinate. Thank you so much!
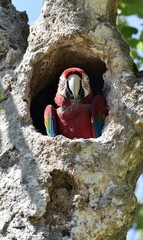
[{"left": 0, "top": 0, "right": 143, "bottom": 239}]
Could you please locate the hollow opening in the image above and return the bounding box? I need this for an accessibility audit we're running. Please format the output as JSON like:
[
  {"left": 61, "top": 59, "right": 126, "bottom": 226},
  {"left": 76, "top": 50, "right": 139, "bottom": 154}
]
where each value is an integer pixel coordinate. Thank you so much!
[{"left": 30, "top": 47, "right": 107, "bottom": 135}]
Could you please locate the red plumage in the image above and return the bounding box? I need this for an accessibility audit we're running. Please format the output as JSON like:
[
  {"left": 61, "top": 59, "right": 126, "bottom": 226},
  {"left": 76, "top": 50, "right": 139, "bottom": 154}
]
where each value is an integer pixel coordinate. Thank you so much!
[
  {"left": 44, "top": 67, "right": 107, "bottom": 139},
  {"left": 56, "top": 103, "right": 93, "bottom": 139}
]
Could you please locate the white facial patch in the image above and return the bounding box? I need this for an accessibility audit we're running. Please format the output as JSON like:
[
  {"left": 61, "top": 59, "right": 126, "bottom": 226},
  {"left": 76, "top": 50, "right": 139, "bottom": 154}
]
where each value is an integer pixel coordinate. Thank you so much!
[
  {"left": 59, "top": 75, "right": 67, "bottom": 97},
  {"left": 82, "top": 74, "right": 90, "bottom": 97}
]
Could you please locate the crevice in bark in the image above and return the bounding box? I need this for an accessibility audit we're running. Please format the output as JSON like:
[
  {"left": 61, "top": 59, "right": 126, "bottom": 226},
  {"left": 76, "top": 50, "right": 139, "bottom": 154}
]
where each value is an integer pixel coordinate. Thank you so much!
[{"left": 44, "top": 170, "right": 77, "bottom": 239}]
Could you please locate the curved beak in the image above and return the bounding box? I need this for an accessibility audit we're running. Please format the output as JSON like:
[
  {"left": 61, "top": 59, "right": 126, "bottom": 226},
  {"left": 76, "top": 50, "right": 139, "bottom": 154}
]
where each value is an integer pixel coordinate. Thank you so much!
[{"left": 68, "top": 74, "right": 81, "bottom": 101}]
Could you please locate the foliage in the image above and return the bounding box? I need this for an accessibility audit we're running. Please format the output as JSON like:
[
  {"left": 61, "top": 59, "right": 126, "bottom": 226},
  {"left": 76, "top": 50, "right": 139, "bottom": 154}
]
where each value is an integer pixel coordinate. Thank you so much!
[
  {"left": 135, "top": 203, "right": 143, "bottom": 239},
  {"left": 118, "top": 1, "right": 143, "bottom": 239},
  {"left": 0, "top": 92, "right": 5, "bottom": 102},
  {"left": 136, "top": 204, "right": 143, "bottom": 229},
  {"left": 117, "top": 0, "right": 143, "bottom": 70}
]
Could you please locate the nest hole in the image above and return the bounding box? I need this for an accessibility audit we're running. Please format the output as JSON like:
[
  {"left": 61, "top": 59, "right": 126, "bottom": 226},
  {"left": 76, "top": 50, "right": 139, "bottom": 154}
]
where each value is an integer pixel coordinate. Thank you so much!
[{"left": 30, "top": 49, "right": 107, "bottom": 135}]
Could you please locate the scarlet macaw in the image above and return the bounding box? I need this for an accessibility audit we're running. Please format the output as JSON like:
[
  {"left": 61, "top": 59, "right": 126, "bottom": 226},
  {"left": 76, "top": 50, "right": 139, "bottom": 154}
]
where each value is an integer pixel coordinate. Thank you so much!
[{"left": 44, "top": 67, "right": 107, "bottom": 139}]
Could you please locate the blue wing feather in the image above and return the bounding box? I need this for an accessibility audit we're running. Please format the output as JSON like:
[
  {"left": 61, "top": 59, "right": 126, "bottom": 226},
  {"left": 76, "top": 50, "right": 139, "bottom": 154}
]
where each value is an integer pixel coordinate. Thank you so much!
[
  {"left": 93, "top": 113, "right": 105, "bottom": 138},
  {"left": 50, "top": 117, "right": 55, "bottom": 137},
  {"left": 92, "top": 95, "right": 107, "bottom": 138}
]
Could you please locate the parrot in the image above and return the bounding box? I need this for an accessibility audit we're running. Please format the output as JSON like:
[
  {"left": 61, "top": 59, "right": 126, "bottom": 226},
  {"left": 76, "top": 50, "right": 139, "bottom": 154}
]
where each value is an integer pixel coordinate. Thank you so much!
[{"left": 44, "top": 67, "right": 107, "bottom": 139}]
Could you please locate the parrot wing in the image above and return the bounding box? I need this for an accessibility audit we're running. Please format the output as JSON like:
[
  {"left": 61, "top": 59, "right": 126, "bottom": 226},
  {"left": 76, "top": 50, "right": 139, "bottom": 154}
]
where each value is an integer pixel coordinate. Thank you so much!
[
  {"left": 91, "top": 95, "right": 107, "bottom": 138},
  {"left": 44, "top": 105, "right": 57, "bottom": 137}
]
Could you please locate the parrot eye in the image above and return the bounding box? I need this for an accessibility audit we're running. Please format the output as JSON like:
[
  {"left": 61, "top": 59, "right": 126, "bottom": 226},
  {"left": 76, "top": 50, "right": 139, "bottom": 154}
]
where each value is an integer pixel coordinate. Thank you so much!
[
  {"left": 82, "top": 75, "right": 90, "bottom": 89},
  {"left": 59, "top": 77, "right": 66, "bottom": 91},
  {"left": 59, "top": 76, "right": 65, "bottom": 84},
  {"left": 85, "top": 75, "right": 89, "bottom": 82}
]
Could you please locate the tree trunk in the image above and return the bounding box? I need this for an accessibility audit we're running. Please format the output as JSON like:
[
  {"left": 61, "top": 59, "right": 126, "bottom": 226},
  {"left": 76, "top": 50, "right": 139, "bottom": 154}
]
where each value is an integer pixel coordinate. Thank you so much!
[{"left": 0, "top": 0, "right": 143, "bottom": 239}]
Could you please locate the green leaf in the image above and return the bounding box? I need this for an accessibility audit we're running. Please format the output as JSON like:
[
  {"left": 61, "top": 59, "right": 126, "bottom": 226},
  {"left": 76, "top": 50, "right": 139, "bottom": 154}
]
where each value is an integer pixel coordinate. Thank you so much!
[
  {"left": 127, "top": 38, "right": 139, "bottom": 48},
  {"left": 0, "top": 92, "right": 5, "bottom": 102},
  {"left": 137, "top": 41, "right": 143, "bottom": 50},
  {"left": 121, "top": 26, "right": 138, "bottom": 38},
  {"left": 140, "top": 31, "right": 143, "bottom": 41},
  {"left": 135, "top": 204, "right": 143, "bottom": 230},
  {"left": 130, "top": 50, "right": 138, "bottom": 59}
]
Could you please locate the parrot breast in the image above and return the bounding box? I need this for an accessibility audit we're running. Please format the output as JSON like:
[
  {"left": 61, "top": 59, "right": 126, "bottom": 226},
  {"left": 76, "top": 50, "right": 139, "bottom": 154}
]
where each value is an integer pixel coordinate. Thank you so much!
[{"left": 56, "top": 104, "right": 93, "bottom": 139}]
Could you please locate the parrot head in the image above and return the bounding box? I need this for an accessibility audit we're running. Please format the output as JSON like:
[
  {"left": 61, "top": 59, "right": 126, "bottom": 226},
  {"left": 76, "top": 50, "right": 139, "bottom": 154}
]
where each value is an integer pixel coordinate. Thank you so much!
[{"left": 55, "top": 67, "right": 93, "bottom": 106}]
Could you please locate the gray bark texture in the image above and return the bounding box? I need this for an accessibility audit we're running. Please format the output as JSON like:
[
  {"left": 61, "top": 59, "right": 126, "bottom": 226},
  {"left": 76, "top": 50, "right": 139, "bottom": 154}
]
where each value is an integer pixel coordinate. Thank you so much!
[{"left": 0, "top": 0, "right": 143, "bottom": 239}]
